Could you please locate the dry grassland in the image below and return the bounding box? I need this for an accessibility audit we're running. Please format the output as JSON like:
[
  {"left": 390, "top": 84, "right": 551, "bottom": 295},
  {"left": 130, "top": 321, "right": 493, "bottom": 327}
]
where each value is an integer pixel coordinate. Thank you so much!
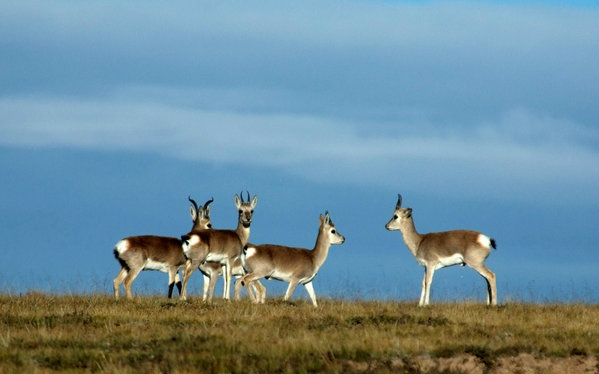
[{"left": 0, "top": 293, "right": 597, "bottom": 373}]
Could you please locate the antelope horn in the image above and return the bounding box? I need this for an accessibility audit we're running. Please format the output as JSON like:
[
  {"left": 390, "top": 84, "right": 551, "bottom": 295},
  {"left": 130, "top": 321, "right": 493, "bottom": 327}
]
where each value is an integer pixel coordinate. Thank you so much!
[
  {"left": 203, "top": 197, "right": 214, "bottom": 210},
  {"left": 246, "top": 191, "right": 250, "bottom": 202},
  {"left": 396, "top": 194, "right": 403, "bottom": 209},
  {"left": 240, "top": 190, "right": 244, "bottom": 203},
  {"left": 188, "top": 196, "right": 200, "bottom": 212}
]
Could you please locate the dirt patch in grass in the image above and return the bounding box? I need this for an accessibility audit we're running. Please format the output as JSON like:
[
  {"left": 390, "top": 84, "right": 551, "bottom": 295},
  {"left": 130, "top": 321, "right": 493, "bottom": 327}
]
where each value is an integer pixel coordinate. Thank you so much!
[
  {"left": 343, "top": 354, "right": 598, "bottom": 374},
  {"left": 493, "top": 353, "right": 598, "bottom": 374}
]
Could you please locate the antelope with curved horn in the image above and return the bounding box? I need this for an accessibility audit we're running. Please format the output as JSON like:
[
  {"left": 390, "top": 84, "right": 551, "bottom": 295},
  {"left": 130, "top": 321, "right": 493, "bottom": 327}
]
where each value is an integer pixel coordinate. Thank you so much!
[
  {"left": 189, "top": 196, "right": 214, "bottom": 231},
  {"left": 198, "top": 192, "right": 265, "bottom": 301},
  {"left": 180, "top": 192, "right": 260, "bottom": 301},
  {"left": 234, "top": 191, "right": 257, "bottom": 246},
  {"left": 385, "top": 194, "right": 498, "bottom": 306},
  {"left": 112, "top": 196, "right": 213, "bottom": 300},
  {"left": 235, "top": 211, "right": 345, "bottom": 307}
]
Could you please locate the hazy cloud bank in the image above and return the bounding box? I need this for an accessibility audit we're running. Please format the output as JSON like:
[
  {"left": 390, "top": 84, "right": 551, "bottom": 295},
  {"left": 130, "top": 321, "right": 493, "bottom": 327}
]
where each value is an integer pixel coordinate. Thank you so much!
[{"left": 1, "top": 96, "right": 596, "bottom": 205}]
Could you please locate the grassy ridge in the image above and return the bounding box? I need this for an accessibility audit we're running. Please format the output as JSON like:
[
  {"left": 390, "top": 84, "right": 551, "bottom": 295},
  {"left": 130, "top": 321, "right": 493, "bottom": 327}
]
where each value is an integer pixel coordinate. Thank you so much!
[{"left": 0, "top": 293, "right": 597, "bottom": 373}]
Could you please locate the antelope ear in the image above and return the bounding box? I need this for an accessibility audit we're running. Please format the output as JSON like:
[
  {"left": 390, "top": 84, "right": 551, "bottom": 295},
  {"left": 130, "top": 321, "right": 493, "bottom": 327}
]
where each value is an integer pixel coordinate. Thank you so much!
[
  {"left": 319, "top": 214, "right": 324, "bottom": 225},
  {"left": 320, "top": 211, "right": 331, "bottom": 226},
  {"left": 404, "top": 208, "right": 412, "bottom": 218},
  {"left": 234, "top": 194, "right": 241, "bottom": 208},
  {"left": 189, "top": 206, "right": 197, "bottom": 221},
  {"left": 204, "top": 206, "right": 211, "bottom": 217},
  {"left": 251, "top": 195, "right": 258, "bottom": 208}
]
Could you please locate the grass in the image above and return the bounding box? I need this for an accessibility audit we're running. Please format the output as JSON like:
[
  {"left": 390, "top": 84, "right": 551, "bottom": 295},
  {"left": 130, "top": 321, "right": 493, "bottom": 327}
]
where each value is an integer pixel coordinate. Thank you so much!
[{"left": 0, "top": 292, "right": 597, "bottom": 373}]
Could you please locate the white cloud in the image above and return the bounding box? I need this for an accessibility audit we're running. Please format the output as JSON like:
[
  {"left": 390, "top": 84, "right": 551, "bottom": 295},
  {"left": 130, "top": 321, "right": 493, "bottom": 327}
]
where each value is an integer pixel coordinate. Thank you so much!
[{"left": 1, "top": 95, "right": 596, "bottom": 205}]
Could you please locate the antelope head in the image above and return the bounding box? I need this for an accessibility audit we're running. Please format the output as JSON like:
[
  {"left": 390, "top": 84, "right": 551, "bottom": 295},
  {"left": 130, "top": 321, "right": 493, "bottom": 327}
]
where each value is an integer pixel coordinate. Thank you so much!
[
  {"left": 320, "top": 211, "right": 345, "bottom": 245},
  {"left": 385, "top": 194, "right": 412, "bottom": 231},
  {"left": 235, "top": 191, "right": 258, "bottom": 228},
  {"left": 189, "top": 196, "right": 213, "bottom": 230}
]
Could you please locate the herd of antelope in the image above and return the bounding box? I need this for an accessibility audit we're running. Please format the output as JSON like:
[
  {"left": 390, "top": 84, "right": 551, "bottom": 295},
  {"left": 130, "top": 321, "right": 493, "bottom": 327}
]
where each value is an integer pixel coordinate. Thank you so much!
[{"left": 113, "top": 193, "right": 498, "bottom": 307}]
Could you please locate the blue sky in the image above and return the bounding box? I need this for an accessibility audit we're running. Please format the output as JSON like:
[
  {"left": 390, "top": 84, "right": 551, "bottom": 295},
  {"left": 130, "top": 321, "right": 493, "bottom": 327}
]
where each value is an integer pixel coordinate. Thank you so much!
[{"left": 1, "top": 0, "right": 597, "bottom": 303}]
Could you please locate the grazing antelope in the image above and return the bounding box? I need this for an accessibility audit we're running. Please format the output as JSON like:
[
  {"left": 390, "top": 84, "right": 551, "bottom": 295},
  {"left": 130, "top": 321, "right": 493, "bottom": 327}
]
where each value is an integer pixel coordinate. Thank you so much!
[
  {"left": 385, "top": 194, "right": 497, "bottom": 306},
  {"left": 112, "top": 197, "right": 213, "bottom": 300},
  {"left": 236, "top": 211, "right": 345, "bottom": 307},
  {"left": 180, "top": 192, "right": 259, "bottom": 301}
]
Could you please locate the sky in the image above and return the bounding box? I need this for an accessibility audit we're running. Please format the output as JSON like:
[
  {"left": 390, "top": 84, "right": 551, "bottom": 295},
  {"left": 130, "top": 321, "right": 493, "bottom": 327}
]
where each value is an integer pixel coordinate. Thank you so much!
[{"left": 0, "top": 0, "right": 597, "bottom": 303}]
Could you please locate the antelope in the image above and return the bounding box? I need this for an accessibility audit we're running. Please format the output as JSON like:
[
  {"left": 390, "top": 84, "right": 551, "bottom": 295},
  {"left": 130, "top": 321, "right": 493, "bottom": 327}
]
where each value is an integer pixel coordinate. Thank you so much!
[
  {"left": 234, "top": 191, "right": 257, "bottom": 247},
  {"left": 200, "top": 192, "right": 265, "bottom": 301},
  {"left": 235, "top": 211, "right": 345, "bottom": 307},
  {"left": 179, "top": 192, "right": 259, "bottom": 301},
  {"left": 385, "top": 194, "right": 497, "bottom": 306},
  {"left": 112, "top": 197, "right": 213, "bottom": 300},
  {"left": 189, "top": 196, "right": 214, "bottom": 231}
]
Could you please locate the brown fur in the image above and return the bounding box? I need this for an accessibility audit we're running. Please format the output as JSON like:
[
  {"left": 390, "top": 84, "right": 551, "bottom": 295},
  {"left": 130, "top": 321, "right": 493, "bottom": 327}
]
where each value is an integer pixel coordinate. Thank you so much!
[
  {"left": 417, "top": 230, "right": 490, "bottom": 262},
  {"left": 179, "top": 229, "right": 244, "bottom": 300},
  {"left": 386, "top": 197, "right": 497, "bottom": 306},
  {"left": 116, "top": 236, "right": 186, "bottom": 266},
  {"left": 112, "top": 197, "right": 213, "bottom": 300},
  {"left": 236, "top": 212, "right": 345, "bottom": 307},
  {"left": 192, "top": 193, "right": 261, "bottom": 302},
  {"left": 113, "top": 236, "right": 186, "bottom": 300}
]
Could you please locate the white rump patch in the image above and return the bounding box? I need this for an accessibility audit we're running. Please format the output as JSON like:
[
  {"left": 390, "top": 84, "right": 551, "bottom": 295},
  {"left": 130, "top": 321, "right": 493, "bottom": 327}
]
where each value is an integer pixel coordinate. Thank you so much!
[
  {"left": 182, "top": 234, "right": 200, "bottom": 256},
  {"left": 115, "top": 240, "right": 129, "bottom": 255},
  {"left": 189, "top": 235, "right": 201, "bottom": 246},
  {"left": 435, "top": 253, "right": 465, "bottom": 270},
  {"left": 144, "top": 259, "right": 169, "bottom": 273},
  {"left": 477, "top": 234, "right": 492, "bottom": 248},
  {"left": 245, "top": 246, "right": 256, "bottom": 258}
]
